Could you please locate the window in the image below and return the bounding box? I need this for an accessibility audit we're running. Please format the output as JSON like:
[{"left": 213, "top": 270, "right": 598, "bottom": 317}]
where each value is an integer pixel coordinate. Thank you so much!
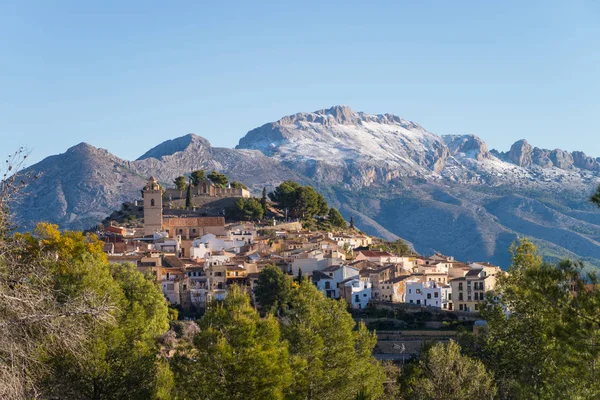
[
  {"left": 325, "top": 281, "right": 331, "bottom": 289},
  {"left": 409, "top": 300, "right": 413, "bottom": 303},
  {"left": 474, "top": 303, "right": 480, "bottom": 310},
  {"left": 192, "top": 228, "right": 196, "bottom": 233},
  {"left": 459, "top": 283, "right": 463, "bottom": 290},
  {"left": 459, "top": 293, "right": 463, "bottom": 301},
  {"left": 409, "top": 289, "right": 412, "bottom": 294},
  {"left": 416, "top": 300, "right": 421, "bottom": 305},
  {"left": 434, "top": 292, "right": 439, "bottom": 298},
  {"left": 151, "top": 199, "right": 155, "bottom": 206},
  {"left": 448, "top": 293, "right": 452, "bottom": 301},
  {"left": 459, "top": 304, "right": 464, "bottom": 311},
  {"left": 427, "top": 293, "right": 431, "bottom": 299},
  {"left": 355, "top": 295, "right": 359, "bottom": 302},
  {"left": 363, "top": 293, "right": 367, "bottom": 297},
  {"left": 467, "top": 296, "right": 472, "bottom": 301}
]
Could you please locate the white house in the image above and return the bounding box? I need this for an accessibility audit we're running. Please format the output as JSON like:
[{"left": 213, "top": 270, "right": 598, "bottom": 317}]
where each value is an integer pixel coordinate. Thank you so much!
[
  {"left": 152, "top": 232, "right": 181, "bottom": 254},
  {"left": 340, "top": 278, "right": 372, "bottom": 309},
  {"left": 226, "top": 226, "right": 256, "bottom": 243},
  {"left": 291, "top": 252, "right": 343, "bottom": 277},
  {"left": 405, "top": 279, "right": 452, "bottom": 309},
  {"left": 312, "top": 265, "right": 360, "bottom": 299},
  {"left": 191, "top": 233, "right": 247, "bottom": 256}
]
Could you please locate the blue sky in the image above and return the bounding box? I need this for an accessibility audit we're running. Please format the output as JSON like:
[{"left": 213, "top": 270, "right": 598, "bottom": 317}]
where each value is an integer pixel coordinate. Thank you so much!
[{"left": 1, "top": 1, "right": 599, "bottom": 166}]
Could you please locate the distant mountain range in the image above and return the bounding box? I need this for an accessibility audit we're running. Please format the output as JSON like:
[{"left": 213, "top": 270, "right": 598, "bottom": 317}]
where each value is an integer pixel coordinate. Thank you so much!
[{"left": 13, "top": 105, "right": 600, "bottom": 269}]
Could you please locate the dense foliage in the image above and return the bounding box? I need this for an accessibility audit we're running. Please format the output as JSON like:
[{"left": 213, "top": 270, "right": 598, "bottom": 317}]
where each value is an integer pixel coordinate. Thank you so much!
[
  {"left": 172, "top": 286, "right": 291, "bottom": 400},
  {"left": 460, "top": 239, "right": 600, "bottom": 399},
  {"left": 189, "top": 170, "right": 205, "bottom": 186},
  {"left": 399, "top": 341, "right": 496, "bottom": 400},
  {"left": 371, "top": 238, "right": 414, "bottom": 256},
  {"left": 268, "top": 180, "right": 329, "bottom": 220},
  {"left": 207, "top": 171, "right": 228, "bottom": 188},
  {"left": 327, "top": 207, "right": 347, "bottom": 228},
  {"left": 3, "top": 223, "right": 171, "bottom": 399},
  {"left": 230, "top": 181, "right": 247, "bottom": 190},
  {"left": 225, "top": 197, "right": 264, "bottom": 221},
  {"left": 254, "top": 264, "right": 293, "bottom": 314},
  {"left": 196, "top": 271, "right": 388, "bottom": 400},
  {"left": 173, "top": 176, "right": 187, "bottom": 192}
]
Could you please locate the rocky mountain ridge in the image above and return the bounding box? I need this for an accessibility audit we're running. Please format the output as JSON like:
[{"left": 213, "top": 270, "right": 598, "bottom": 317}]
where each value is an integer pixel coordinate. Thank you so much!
[
  {"left": 237, "top": 106, "right": 600, "bottom": 191},
  {"left": 11, "top": 105, "right": 600, "bottom": 269}
]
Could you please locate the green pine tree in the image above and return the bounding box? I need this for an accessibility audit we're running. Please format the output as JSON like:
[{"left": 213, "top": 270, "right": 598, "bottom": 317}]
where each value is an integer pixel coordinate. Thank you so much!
[{"left": 171, "top": 285, "right": 291, "bottom": 400}]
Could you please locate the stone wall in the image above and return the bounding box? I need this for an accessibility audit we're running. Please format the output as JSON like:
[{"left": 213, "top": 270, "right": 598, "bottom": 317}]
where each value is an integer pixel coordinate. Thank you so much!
[
  {"left": 369, "top": 300, "right": 481, "bottom": 321},
  {"left": 165, "top": 197, "right": 239, "bottom": 216}
]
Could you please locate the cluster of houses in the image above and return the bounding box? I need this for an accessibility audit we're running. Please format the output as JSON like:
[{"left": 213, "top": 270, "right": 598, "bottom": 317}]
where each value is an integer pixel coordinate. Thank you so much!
[{"left": 102, "top": 177, "right": 504, "bottom": 313}]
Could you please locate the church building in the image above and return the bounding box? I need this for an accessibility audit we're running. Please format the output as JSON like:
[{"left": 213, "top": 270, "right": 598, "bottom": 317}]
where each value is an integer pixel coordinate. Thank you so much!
[{"left": 142, "top": 176, "right": 227, "bottom": 239}]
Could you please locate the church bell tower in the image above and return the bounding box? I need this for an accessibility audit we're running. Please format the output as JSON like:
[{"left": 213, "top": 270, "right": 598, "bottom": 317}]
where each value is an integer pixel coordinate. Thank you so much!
[{"left": 143, "top": 176, "right": 163, "bottom": 236}]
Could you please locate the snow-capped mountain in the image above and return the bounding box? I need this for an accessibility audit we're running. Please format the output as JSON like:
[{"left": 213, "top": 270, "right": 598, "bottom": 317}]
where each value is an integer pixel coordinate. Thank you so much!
[
  {"left": 237, "top": 105, "right": 449, "bottom": 185},
  {"left": 237, "top": 105, "right": 600, "bottom": 191}
]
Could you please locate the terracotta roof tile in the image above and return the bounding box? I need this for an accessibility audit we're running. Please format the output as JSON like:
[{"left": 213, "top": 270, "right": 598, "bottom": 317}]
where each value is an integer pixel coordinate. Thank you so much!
[{"left": 163, "top": 217, "right": 225, "bottom": 228}]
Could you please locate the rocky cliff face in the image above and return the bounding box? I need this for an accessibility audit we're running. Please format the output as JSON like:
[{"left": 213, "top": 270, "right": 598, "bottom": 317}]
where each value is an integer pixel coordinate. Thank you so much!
[
  {"left": 494, "top": 139, "right": 600, "bottom": 172},
  {"left": 11, "top": 106, "right": 600, "bottom": 269}
]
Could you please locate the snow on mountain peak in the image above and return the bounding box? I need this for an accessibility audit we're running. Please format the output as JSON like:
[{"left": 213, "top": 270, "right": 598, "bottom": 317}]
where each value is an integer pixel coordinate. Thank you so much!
[{"left": 236, "top": 106, "right": 446, "bottom": 175}]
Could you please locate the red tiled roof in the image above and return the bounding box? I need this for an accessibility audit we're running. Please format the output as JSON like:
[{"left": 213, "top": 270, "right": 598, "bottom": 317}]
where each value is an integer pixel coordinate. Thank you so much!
[
  {"left": 163, "top": 217, "right": 225, "bottom": 228},
  {"left": 358, "top": 250, "right": 393, "bottom": 258}
]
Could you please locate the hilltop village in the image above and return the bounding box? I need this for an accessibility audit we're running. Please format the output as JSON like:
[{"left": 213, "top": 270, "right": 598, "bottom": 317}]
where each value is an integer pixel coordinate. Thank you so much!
[{"left": 101, "top": 174, "right": 505, "bottom": 315}]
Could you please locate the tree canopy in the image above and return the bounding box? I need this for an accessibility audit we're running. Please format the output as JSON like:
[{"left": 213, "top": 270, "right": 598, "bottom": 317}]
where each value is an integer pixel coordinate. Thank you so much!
[
  {"left": 172, "top": 285, "right": 291, "bottom": 400},
  {"left": 268, "top": 181, "right": 329, "bottom": 221},
  {"left": 207, "top": 171, "right": 228, "bottom": 188},
  {"left": 226, "top": 198, "right": 264, "bottom": 221},
  {"left": 8, "top": 223, "right": 171, "bottom": 399},
  {"left": 254, "top": 264, "right": 292, "bottom": 314},
  {"left": 281, "top": 280, "right": 386, "bottom": 399},
  {"left": 190, "top": 170, "right": 205, "bottom": 186},
  {"left": 174, "top": 176, "right": 187, "bottom": 192},
  {"left": 400, "top": 341, "right": 496, "bottom": 400},
  {"left": 461, "top": 239, "right": 600, "bottom": 399},
  {"left": 327, "top": 207, "right": 347, "bottom": 228},
  {"left": 230, "top": 181, "right": 247, "bottom": 190}
]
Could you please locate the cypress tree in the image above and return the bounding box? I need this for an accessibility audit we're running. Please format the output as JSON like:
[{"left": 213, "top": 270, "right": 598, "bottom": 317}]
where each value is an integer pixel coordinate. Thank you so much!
[
  {"left": 185, "top": 180, "right": 192, "bottom": 209},
  {"left": 350, "top": 216, "right": 355, "bottom": 229},
  {"left": 261, "top": 187, "right": 268, "bottom": 214}
]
